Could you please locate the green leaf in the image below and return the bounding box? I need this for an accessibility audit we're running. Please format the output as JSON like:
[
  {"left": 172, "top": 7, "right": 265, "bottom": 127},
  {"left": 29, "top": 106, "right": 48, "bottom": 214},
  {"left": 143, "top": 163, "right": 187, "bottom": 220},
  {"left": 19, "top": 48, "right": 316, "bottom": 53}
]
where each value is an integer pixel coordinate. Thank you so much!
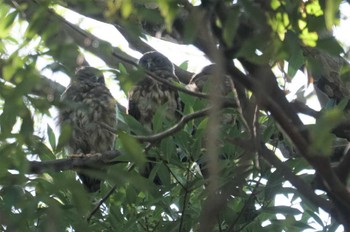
[
  {"left": 118, "top": 131, "right": 146, "bottom": 168},
  {"left": 32, "top": 139, "right": 55, "bottom": 161},
  {"left": 222, "top": 8, "right": 240, "bottom": 48},
  {"left": 19, "top": 106, "right": 34, "bottom": 138},
  {"left": 310, "top": 108, "right": 343, "bottom": 156},
  {"left": 0, "top": 98, "right": 20, "bottom": 136},
  {"left": 47, "top": 124, "right": 56, "bottom": 151},
  {"left": 119, "top": 69, "right": 143, "bottom": 94},
  {"left": 121, "top": 0, "right": 133, "bottom": 18},
  {"left": 152, "top": 104, "right": 168, "bottom": 132},
  {"left": 160, "top": 137, "right": 176, "bottom": 162},
  {"left": 287, "top": 48, "right": 304, "bottom": 78},
  {"left": 117, "top": 110, "right": 150, "bottom": 135},
  {"left": 3, "top": 10, "right": 18, "bottom": 29},
  {"left": 317, "top": 37, "right": 344, "bottom": 56},
  {"left": 179, "top": 60, "right": 189, "bottom": 70},
  {"left": 324, "top": 0, "right": 342, "bottom": 30},
  {"left": 56, "top": 123, "right": 72, "bottom": 153},
  {"left": 157, "top": 0, "right": 177, "bottom": 31}
]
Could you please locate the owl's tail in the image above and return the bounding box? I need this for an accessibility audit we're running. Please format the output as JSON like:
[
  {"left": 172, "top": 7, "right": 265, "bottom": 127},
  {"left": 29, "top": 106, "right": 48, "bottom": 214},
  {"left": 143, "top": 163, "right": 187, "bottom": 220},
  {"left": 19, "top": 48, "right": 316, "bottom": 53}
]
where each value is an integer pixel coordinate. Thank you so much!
[{"left": 78, "top": 172, "right": 101, "bottom": 193}]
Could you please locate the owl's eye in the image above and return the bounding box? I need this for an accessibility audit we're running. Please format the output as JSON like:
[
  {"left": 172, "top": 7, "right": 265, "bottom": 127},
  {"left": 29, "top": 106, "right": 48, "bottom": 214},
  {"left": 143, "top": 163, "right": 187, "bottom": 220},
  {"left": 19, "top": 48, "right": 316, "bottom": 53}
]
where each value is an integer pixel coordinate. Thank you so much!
[{"left": 96, "top": 75, "right": 105, "bottom": 84}]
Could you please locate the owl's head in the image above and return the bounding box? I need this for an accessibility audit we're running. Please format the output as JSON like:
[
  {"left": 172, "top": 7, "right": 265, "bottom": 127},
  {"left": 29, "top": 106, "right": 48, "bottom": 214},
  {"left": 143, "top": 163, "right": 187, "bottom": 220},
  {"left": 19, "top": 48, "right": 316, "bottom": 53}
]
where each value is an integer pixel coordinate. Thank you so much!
[
  {"left": 75, "top": 66, "right": 105, "bottom": 85},
  {"left": 188, "top": 64, "right": 232, "bottom": 95},
  {"left": 138, "top": 51, "right": 174, "bottom": 74},
  {"left": 188, "top": 64, "right": 217, "bottom": 91}
]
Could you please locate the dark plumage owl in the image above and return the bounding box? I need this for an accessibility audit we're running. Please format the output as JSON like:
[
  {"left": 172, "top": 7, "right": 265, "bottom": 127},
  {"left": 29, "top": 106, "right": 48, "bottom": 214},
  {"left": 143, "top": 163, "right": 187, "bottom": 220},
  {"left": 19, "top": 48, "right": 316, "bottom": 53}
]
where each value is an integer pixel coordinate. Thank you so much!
[
  {"left": 128, "top": 51, "right": 183, "bottom": 184},
  {"left": 186, "top": 64, "right": 236, "bottom": 179},
  {"left": 128, "top": 51, "right": 182, "bottom": 127},
  {"left": 59, "top": 66, "right": 117, "bottom": 192},
  {"left": 186, "top": 64, "right": 232, "bottom": 95}
]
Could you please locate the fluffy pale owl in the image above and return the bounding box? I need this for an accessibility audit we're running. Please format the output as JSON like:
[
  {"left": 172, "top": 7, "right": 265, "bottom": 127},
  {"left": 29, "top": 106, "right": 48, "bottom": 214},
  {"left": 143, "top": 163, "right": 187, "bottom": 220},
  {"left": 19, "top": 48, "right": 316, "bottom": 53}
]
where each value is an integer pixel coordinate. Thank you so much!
[
  {"left": 59, "top": 66, "right": 117, "bottom": 192},
  {"left": 128, "top": 51, "right": 183, "bottom": 184}
]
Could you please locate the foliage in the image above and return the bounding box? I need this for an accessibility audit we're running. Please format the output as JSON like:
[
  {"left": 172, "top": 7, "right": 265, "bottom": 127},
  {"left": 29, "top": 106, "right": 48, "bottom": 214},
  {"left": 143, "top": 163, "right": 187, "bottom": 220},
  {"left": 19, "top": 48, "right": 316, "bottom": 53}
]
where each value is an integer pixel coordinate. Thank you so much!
[{"left": 0, "top": 0, "right": 349, "bottom": 231}]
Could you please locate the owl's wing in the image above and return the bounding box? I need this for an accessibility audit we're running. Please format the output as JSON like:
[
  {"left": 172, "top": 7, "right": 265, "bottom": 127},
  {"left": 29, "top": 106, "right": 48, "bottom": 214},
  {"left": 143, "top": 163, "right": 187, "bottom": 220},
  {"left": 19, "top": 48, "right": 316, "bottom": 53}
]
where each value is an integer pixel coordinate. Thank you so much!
[
  {"left": 156, "top": 71, "right": 183, "bottom": 120},
  {"left": 127, "top": 85, "right": 142, "bottom": 121},
  {"left": 58, "top": 84, "right": 78, "bottom": 125}
]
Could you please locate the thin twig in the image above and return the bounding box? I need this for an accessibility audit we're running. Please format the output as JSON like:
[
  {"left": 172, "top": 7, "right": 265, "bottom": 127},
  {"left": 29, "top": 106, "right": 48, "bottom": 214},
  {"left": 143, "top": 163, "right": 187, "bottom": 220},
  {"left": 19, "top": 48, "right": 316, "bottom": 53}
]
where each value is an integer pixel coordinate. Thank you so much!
[
  {"left": 87, "top": 183, "right": 118, "bottom": 222},
  {"left": 134, "top": 107, "right": 211, "bottom": 142},
  {"left": 234, "top": 176, "right": 263, "bottom": 232},
  {"left": 179, "top": 162, "right": 192, "bottom": 232},
  {"left": 163, "top": 162, "right": 186, "bottom": 190}
]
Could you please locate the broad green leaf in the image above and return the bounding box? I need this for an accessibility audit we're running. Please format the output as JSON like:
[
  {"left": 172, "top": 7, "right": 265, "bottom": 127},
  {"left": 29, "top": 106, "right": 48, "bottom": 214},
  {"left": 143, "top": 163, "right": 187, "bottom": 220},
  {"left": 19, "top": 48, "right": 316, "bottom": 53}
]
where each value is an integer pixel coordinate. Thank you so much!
[
  {"left": 310, "top": 108, "right": 343, "bottom": 156},
  {"left": 222, "top": 8, "right": 240, "bottom": 48},
  {"left": 56, "top": 123, "right": 72, "bottom": 153},
  {"left": 324, "top": 0, "right": 342, "bottom": 30},
  {"left": 121, "top": 0, "right": 133, "bottom": 18},
  {"left": 287, "top": 48, "right": 304, "bottom": 78},
  {"left": 179, "top": 60, "right": 189, "bottom": 70},
  {"left": 118, "top": 131, "right": 146, "bottom": 167},
  {"left": 32, "top": 139, "right": 55, "bottom": 161},
  {"left": 157, "top": 0, "right": 177, "bottom": 31},
  {"left": 19, "top": 111, "right": 34, "bottom": 145}
]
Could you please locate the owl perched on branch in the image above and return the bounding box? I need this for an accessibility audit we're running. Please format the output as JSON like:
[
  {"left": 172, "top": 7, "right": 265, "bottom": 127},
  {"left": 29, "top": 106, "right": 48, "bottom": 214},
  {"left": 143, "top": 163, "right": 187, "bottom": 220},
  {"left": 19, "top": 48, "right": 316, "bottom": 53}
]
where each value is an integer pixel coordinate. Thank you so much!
[
  {"left": 186, "top": 64, "right": 232, "bottom": 95},
  {"left": 128, "top": 51, "right": 183, "bottom": 128},
  {"left": 59, "top": 66, "right": 117, "bottom": 192},
  {"left": 128, "top": 51, "right": 183, "bottom": 184}
]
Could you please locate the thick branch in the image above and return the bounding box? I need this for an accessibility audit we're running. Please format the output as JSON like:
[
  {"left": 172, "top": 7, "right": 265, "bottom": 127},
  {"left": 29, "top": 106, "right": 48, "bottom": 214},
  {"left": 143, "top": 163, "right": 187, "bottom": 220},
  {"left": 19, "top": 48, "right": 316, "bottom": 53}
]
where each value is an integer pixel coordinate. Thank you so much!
[{"left": 28, "top": 150, "right": 123, "bottom": 174}]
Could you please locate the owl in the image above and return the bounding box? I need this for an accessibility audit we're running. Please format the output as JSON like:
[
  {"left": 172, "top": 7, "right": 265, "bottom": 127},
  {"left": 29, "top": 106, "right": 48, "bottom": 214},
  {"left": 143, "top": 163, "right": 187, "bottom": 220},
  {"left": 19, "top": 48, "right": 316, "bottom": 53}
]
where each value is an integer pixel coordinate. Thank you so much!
[
  {"left": 128, "top": 51, "right": 182, "bottom": 128},
  {"left": 128, "top": 51, "right": 183, "bottom": 184},
  {"left": 59, "top": 66, "right": 117, "bottom": 192},
  {"left": 186, "top": 64, "right": 232, "bottom": 95},
  {"left": 186, "top": 65, "right": 236, "bottom": 179}
]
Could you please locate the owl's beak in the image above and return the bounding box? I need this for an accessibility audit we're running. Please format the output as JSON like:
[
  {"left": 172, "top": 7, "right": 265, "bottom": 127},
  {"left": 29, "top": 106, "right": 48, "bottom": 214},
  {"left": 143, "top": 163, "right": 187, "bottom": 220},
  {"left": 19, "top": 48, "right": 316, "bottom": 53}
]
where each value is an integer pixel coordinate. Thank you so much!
[{"left": 146, "top": 61, "right": 152, "bottom": 70}]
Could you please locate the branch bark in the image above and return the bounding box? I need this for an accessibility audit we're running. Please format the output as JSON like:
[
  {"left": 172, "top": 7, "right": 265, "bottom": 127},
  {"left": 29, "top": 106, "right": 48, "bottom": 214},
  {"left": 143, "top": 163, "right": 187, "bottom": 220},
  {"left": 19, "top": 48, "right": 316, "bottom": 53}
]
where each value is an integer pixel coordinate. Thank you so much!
[{"left": 28, "top": 150, "right": 123, "bottom": 174}]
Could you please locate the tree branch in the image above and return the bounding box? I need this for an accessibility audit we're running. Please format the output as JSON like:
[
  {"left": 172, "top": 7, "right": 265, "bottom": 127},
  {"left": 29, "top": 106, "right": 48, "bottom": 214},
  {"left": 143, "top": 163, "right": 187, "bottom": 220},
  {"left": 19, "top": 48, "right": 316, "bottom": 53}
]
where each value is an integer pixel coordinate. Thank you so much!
[
  {"left": 111, "top": 52, "right": 211, "bottom": 99},
  {"left": 134, "top": 107, "right": 210, "bottom": 143},
  {"left": 113, "top": 24, "right": 193, "bottom": 83},
  {"left": 87, "top": 183, "right": 118, "bottom": 222},
  {"left": 28, "top": 150, "right": 123, "bottom": 174}
]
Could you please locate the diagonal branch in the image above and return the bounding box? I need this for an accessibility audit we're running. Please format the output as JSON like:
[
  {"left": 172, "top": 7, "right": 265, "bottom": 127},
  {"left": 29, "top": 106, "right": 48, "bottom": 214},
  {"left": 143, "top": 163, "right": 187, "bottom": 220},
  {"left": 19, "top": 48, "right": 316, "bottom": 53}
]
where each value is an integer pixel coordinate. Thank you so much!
[
  {"left": 101, "top": 101, "right": 237, "bottom": 144},
  {"left": 87, "top": 183, "right": 118, "bottom": 222},
  {"left": 134, "top": 107, "right": 210, "bottom": 143},
  {"left": 113, "top": 24, "right": 193, "bottom": 83}
]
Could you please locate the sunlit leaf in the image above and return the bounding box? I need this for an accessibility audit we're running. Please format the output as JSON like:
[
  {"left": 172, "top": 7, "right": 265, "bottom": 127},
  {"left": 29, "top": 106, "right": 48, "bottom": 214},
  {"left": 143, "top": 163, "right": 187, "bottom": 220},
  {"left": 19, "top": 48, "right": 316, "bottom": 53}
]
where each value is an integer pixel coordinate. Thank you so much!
[
  {"left": 324, "top": 0, "right": 342, "bottom": 30},
  {"left": 310, "top": 108, "right": 343, "bottom": 156},
  {"left": 222, "top": 8, "right": 240, "bottom": 48}
]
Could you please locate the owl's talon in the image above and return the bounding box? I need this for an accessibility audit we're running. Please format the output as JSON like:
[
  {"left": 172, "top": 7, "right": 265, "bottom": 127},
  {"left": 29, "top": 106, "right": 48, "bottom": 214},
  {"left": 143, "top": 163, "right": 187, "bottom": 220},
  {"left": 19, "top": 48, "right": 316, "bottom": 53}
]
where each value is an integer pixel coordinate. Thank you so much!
[
  {"left": 85, "top": 152, "right": 102, "bottom": 158},
  {"left": 69, "top": 153, "right": 85, "bottom": 159}
]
